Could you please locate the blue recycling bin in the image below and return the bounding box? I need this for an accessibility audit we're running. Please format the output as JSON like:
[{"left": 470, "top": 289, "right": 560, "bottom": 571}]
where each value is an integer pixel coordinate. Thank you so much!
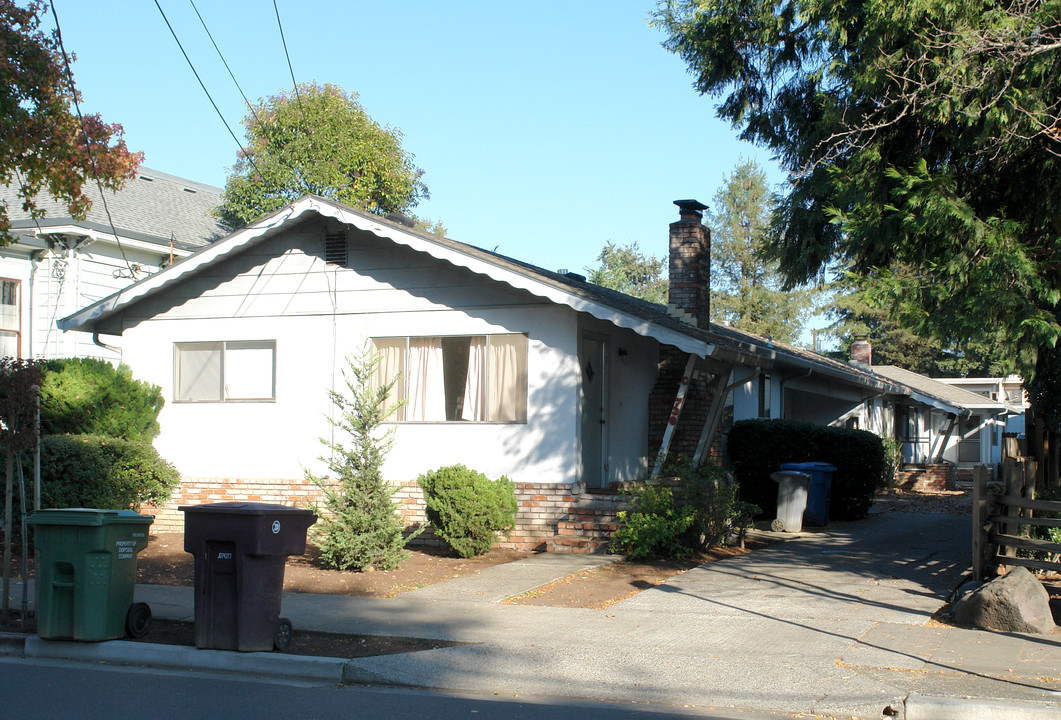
[{"left": 779, "top": 462, "right": 836, "bottom": 526}]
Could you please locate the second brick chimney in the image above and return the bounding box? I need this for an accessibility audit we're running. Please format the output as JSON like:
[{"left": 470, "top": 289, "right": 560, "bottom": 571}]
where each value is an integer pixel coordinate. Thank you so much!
[{"left": 668, "top": 199, "right": 711, "bottom": 330}]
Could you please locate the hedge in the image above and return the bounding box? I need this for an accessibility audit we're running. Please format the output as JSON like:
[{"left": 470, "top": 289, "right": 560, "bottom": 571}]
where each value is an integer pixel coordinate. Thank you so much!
[
  {"left": 40, "top": 358, "right": 164, "bottom": 442},
  {"left": 727, "top": 419, "right": 886, "bottom": 521},
  {"left": 40, "top": 434, "right": 180, "bottom": 511}
]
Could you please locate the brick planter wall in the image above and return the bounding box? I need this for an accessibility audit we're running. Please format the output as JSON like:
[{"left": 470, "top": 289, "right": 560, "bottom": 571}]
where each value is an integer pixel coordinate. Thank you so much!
[
  {"left": 895, "top": 462, "right": 957, "bottom": 492},
  {"left": 144, "top": 476, "right": 610, "bottom": 553}
]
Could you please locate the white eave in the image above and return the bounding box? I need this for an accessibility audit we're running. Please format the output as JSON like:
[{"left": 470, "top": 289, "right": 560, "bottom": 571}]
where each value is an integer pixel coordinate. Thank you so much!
[
  {"left": 58, "top": 196, "right": 714, "bottom": 357},
  {"left": 14, "top": 224, "right": 195, "bottom": 258}
]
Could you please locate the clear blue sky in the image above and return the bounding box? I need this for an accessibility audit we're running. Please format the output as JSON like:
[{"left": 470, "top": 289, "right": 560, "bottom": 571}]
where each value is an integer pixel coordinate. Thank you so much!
[{"left": 52, "top": 0, "right": 783, "bottom": 279}]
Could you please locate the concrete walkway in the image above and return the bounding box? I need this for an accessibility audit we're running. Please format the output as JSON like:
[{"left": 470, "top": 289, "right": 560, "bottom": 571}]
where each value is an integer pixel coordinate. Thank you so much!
[{"left": 5, "top": 510, "right": 1061, "bottom": 719}]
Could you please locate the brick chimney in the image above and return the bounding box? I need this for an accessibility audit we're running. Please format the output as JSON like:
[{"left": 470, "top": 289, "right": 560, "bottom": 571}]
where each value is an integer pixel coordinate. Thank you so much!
[
  {"left": 668, "top": 199, "right": 711, "bottom": 330},
  {"left": 850, "top": 339, "right": 872, "bottom": 367}
]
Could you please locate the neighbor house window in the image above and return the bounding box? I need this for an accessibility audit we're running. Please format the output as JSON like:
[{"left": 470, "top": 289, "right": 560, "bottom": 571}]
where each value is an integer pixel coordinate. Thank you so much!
[
  {"left": 372, "top": 334, "right": 527, "bottom": 422},
  {"left": 0, "top": 280, "right": 19, "bottom": 358},
  {"left": 174, "top": 341, "right": 276, "bottom": 402},
  {"left": 958, "top": 414, "right": 982, "bottom": 463}
]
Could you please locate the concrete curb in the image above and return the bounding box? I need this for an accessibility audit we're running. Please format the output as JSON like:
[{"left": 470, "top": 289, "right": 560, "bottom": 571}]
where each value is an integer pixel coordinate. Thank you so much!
[
  {"left": 10, "top": 635, "right": 348, "bottom": 685},
  {"left": 905, "top": 694, "right": 1061, "bottom": 720}
]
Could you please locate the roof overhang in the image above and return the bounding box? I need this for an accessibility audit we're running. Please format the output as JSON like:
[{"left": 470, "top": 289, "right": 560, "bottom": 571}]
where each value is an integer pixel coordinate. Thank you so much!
[{"left": 59, "top": 196, "right": 714, "bottom": 357}]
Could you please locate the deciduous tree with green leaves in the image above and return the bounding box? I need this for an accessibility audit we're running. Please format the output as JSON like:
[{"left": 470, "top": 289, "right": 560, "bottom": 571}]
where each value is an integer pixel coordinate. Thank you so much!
[
  {"left": 218, "top": 82, "right": 429, "bottom": 228},
  {"left": 0, "top": 0, "right": 141, "bottom": 244},
  {"left": 655, "top": 0, "right": 1061, "bottom": 424},
  {"left": 586, "top": 241, "right": 668, "bottom": 304},
  {"left": 709, "top": 159, "right": 815, "bottom": 344}
]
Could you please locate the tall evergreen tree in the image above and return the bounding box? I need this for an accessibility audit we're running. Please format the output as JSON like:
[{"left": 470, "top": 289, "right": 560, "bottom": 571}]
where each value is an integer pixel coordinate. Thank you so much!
[
  {"left": 656, "top": 0, "right": 1061, "bottom": 428},
  {"left": 709, "top": 159, "right": 815, "bottom": 344}
]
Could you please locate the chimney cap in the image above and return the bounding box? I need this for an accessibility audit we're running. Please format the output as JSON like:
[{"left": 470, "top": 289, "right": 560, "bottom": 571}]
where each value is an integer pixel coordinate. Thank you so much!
[{"left": 674, "top": 199, "right": 708, "bottom": 214}]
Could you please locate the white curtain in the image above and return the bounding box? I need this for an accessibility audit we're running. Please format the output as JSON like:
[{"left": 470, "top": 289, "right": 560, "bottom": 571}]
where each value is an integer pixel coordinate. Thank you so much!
[
  {"left": 407, "top": 338, "right": 446, "bottom": 421},
  {"left": 372, "top": 338, "right": 406, "bottom": 419},
  {"left": 461, "top": 336, "right": 487, "bottom": 421},
  {"left": 488, "top": 334, "right": 527, "bottom": 422}
]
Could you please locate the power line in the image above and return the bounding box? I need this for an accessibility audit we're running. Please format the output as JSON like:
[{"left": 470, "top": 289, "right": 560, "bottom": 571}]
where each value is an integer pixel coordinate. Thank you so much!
[
  {"left": 187, "top": 0, "right": 263, "bottom": 128},
  {"left": 48, "top": 0, "right": 138, "bottom": 278},
  {"left": 153, "top": 0, "right": 263, "bottom": 181},
  {"left": 273, "top": 0, "right": 304, "bottom": 115}
]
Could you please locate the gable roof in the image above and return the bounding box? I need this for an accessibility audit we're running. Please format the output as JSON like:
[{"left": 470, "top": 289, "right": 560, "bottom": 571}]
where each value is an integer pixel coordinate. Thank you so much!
[
  {"left": 872, "top": 365, "right": 1005, "bottom": 413},
  {"left": 56, "top": 194, "right": 904, "bottom": 396},
  {"left": 3, "top": 167, "right": 226, "bottom": 250}
]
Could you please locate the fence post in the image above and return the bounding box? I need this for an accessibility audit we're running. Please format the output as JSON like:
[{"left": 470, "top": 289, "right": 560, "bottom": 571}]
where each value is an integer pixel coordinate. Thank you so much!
[
  {"left": 972, "top": 464, "right": 988, "bottom": 581},
  {"left": 1002, "top": 458, "right": 1021, "bottom": 559}
]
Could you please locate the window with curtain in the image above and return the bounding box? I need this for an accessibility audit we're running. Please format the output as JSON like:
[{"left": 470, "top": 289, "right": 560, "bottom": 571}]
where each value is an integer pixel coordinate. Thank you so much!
[
  {"left": 174, "top": 340, "right": 276, "bottom": 402},
  {"left": 372, "top": 334, "right": 527, "bottom": 422},
  {"left": 0, "top": 280, "right": 19, "bottom": 358}
]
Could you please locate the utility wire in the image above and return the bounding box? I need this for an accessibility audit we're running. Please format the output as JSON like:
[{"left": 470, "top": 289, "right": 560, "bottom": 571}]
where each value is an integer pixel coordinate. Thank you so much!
[
  {"left": 273, "top": 0, "right": 304, "bottom": 115},
  {"left": 153, "top": 0, "right": 264, "bottom": 181},
  {"left": 188, "top": 0, "right": 263, "bottom": 128},
  {"left": 48, "top": 0, "right": 137, "bottom": 277}
]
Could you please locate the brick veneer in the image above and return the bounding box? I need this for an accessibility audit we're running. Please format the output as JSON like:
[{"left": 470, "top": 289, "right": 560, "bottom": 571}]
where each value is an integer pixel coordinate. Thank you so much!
[
  {"left": 144, "top": 476, "right": 604, "bottom": 552},
  {"left": 895, "top": 463, "right": 957, "bottom": 492}
]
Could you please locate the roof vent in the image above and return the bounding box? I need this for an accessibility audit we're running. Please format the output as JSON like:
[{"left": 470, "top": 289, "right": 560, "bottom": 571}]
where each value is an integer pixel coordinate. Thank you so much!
[
  {"left": 325, "top": 232, "right": 347, "bottom": 266},
  {"left": 384, "top": 212, "right": 416, "bottom": 228},
  {"left": 182, "top": 187, "right": 197, "bottom": 194}
]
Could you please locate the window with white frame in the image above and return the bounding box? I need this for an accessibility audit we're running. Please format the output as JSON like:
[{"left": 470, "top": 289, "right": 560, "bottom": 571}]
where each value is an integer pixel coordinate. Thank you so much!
[
  {"left": 0, "top": 280, "right": 19, "bottom": 358},
  {"left": 372, "top": 334, "right": 528, "bottom": 422},
  {"left": 174, "top": 341, "right": 276, "bottom": 402}
]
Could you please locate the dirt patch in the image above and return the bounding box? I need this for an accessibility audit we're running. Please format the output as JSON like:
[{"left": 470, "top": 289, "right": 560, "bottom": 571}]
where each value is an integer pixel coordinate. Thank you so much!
[
  {"left": 503, "top": 539, "right": 773, "bottom": 609},
  {"left": 871, "top": 484, "right": 972, "bottom": 515},
  {"left": 136, "top": 533, "right": 531, "bottom": 598}
]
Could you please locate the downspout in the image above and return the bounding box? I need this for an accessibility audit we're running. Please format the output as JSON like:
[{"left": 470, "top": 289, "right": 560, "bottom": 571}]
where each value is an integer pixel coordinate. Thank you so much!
[
  {"left": 28, "top": 250, "right": 45, "bottom": 358},
  {"left": 92, "top": 332, "right": 121, "bottom": 356}
]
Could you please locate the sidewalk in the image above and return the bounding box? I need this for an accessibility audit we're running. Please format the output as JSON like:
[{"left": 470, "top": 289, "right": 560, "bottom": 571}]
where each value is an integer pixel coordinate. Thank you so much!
[{"left": 5, "top": 510, "right": 1061, "bottom": 719}]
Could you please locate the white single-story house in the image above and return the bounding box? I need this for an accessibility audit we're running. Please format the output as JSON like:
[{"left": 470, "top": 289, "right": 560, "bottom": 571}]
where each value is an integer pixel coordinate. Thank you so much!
[
  {"left": 60, "top": 195, "right": 925, "bottom": 549},
  {"left": 1, "top": 168, "right": 225, "bottom": 361}
]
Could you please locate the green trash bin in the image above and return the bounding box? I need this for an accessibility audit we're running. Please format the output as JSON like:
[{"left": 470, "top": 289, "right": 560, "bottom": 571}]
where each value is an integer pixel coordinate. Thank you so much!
[{"left": 29, "top": 508, "right": 154, "bottom": 642}]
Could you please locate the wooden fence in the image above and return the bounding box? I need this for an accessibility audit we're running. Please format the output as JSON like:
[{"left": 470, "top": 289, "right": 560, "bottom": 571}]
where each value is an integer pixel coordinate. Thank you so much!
[{"left": 972, "top": 459, "right": 1061, "bottom": 580}]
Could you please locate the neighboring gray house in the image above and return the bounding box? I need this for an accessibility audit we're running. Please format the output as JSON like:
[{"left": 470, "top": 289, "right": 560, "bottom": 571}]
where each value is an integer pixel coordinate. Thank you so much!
[
  {"left": 60, "top": 196, "right": 924, "bottom": 546},
  {"left": 1, "top": 168, "right": 225, "bottom": 360}
]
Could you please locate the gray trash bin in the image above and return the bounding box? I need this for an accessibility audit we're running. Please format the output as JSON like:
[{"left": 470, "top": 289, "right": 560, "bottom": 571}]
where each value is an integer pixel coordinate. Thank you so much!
[{"left": 771, "top": 471, "right": 810, "bottom": 532}]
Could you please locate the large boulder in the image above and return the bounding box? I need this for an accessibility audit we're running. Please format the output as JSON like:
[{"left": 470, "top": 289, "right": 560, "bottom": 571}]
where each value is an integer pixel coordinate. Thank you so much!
[{"left": 955, "top": 566, "right": 1056, "bottom": 634}]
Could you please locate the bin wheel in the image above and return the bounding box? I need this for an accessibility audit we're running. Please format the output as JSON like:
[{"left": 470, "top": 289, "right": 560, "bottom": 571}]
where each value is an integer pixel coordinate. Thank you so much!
[
  {"left": 770, "top": 518, "right": 785, "bottom": 533},
  {"left": 126, "top": 602, "right": 152, "bottom": 638},
  {"left": 273, "top": 617, "right": 293, "bottom": 651}
]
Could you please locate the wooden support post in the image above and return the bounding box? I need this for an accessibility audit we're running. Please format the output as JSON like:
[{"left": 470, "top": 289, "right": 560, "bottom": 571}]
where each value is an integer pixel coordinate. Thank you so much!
[
  {"left": 972, "top": 464, "right": 988, "bottom": 581},
  {"left": 1002, "top": 458, "right": 1022, "bottom": 559},
  {"left": 652, "top": 354, "right": 698, "bottom": 478},
  {"left": 692, "top": 371, "right": 731, "bottom": 467}
]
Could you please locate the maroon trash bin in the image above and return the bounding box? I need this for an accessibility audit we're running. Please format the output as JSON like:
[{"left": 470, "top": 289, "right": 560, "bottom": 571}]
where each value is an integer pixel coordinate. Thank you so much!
[{"left": 180, "top": 502, "right": 316, "bottom": 651}]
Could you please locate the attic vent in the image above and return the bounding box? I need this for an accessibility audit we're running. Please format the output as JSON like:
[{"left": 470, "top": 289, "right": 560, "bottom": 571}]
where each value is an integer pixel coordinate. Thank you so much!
[
  {"left": 182, "top": 187, "right": 197, "bottom": 194},
  {"left": 325, "top": 232, "right": 348, "bottom": 266}
]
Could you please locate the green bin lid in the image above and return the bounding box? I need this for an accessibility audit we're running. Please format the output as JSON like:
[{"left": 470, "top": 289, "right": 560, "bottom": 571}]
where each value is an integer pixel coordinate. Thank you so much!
[{"left": 28, "top": 508, "right": 155, "bottom": 526}]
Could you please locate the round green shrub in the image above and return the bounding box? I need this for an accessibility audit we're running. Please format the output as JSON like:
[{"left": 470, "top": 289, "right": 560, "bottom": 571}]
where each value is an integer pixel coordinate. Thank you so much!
[
  {"left": 40, "top": 358, "right": 164, "bottom": 442},
  {"left": 40, "top": 434, "right": 180, "bottom": 511},
  {"left": 418, "top": 465, "right": 518, "bottom": 558}
]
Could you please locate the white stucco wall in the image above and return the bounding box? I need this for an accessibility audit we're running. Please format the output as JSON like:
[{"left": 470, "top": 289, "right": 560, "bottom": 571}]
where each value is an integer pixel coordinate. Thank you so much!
[{"left": 106, "top": 219, "right": 618, "bottom": 488}]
